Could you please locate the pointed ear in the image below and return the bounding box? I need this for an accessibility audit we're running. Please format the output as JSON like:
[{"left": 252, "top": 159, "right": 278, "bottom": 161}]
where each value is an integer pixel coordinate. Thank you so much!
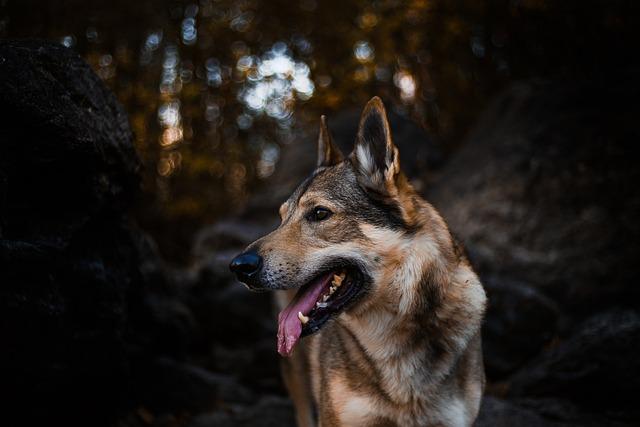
[
  {"left": 350, "top": 97, "right": 400, "bottom": 193},
  {"left": 317, "top": 115, "right": 344, "bottom": 168}
]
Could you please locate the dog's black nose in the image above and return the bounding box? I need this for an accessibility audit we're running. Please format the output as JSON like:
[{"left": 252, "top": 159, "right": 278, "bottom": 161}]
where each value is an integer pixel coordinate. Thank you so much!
[{"left": 229, "top": 250, "right": 262, "bottom": 282}]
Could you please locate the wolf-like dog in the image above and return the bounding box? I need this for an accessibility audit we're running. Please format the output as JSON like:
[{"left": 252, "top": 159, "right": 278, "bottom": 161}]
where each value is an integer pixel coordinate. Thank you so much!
[{"left": 230, "top": 97, "right": 487, "bottom": 427}]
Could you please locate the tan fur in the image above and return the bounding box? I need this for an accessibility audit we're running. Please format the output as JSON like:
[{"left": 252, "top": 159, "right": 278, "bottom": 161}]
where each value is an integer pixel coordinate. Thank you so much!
[
  {"left": 248, "top": 98, "right": 486, "bottom": 426},
  {"left": 276, "top": 200, "right": 486, "bottom": 426}
]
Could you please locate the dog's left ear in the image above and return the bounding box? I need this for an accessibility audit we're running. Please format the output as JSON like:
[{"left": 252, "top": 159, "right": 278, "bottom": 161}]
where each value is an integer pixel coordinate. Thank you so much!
[
  {"left": 350, "top": 97, "right": 401, "bottom": 194},
  {"left": 317, "top": 115, "right": 344, "bottom": 168}
]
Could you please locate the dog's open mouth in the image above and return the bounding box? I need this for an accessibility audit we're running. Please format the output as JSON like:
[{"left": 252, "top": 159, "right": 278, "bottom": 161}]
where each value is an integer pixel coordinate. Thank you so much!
[{"left": 277, "top": 265, "right": 365, "bottom": 356}]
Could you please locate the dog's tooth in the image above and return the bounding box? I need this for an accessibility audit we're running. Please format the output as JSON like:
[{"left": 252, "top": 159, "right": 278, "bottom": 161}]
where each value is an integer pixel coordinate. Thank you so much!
[
  {"left": 298, "top": 311, "right": 309, "bottom": 324},
  {"left": 322, "top": 294, "right": 329, "bottom": 302},
  {"left": 316, "top": 302, "right": 328, "bottom": 308},
  {"left": 333, "top": 274, "right": 343, "bottom": 285},
  {"left": 329, "top": 286, "right": 336, "bottom": 294}
]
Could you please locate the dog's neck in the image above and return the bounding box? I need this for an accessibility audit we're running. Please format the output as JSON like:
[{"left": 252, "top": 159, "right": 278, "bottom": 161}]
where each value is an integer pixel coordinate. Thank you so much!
[{"left": 339, "top": 226, "right": 484, "bottom": 405}]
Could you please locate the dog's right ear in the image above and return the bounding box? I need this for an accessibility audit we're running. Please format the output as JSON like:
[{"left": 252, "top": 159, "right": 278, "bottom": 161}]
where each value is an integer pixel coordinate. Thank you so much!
[
  {"left": 317, "top": 115, "right": 343, "bottom": 168},
  {"left": 350, "top": 97, "right": 400, "bottom": 195}
]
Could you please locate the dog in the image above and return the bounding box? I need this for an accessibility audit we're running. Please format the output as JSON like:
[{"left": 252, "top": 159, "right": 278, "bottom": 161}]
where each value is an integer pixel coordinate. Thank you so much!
[{"left": 230, "top": 97, "right": 487, "bottom": 427}]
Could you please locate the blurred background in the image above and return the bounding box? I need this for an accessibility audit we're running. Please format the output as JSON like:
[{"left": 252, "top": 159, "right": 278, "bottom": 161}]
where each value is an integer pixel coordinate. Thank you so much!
[
  {"left": 7, "top": 0, "right": 638, "bottom": 263},
  {"left": 1, "top": 0, "right": 639, "bottom": 426}
]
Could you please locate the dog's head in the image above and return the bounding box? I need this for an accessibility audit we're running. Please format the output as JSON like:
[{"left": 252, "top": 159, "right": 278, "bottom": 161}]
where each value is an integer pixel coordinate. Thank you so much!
[{"left": 230, "top": 97, "right": 426, "bottom": 356}]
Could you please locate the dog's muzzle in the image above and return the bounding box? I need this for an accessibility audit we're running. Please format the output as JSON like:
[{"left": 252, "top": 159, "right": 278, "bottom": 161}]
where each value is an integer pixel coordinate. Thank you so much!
[{"left": 229, "top": 250, "right": 263, "bottom": 288}]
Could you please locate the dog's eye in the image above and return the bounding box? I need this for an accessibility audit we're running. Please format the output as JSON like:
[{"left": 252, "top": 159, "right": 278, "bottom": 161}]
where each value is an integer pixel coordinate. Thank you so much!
[{"left": 309, "top": 207, "right": 331, "bottom": 221}]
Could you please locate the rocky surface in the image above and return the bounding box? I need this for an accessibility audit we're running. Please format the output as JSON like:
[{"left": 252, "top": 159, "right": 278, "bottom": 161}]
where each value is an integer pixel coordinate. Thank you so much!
[
  {"left": 429, "top": 78, "right": 640, "bottom": 425},
  {"left": 507, "top": 310, "right": 640, "bottom": 420},
  {"left": 0, "top": 39, "right": 145, "bottom": 426},
  {"left": 0, "top": 40, "right": 286, "bottom": 427},
  {"left": 429, "top": 78, "right": 640, "bottom": 317},
  {"left": 2, "top": 39, "right": 638, "bottom": 426}
]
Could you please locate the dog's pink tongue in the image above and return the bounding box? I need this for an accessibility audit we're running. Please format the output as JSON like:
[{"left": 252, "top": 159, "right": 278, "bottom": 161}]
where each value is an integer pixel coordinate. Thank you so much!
[{"left": 277, "top": 272, "right": 333, "bottom": 357}]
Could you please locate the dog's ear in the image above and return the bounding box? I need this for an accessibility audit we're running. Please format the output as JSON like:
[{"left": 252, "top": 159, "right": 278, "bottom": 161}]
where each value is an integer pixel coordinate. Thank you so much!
[
  {"left": 317, "top": 115, "right": 343, "bottom": 168},
  {"left": 350, "top": 97, "right": 400, "bottom": 194}
]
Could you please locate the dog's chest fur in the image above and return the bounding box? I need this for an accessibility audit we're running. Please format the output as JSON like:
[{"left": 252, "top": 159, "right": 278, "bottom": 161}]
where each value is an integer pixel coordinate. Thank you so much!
[
  {"left": 280, "top": 258, "right": 486, "bottom": 427},
  {"left": 306, "top": 319, "right": 481, "bottom": 426}
]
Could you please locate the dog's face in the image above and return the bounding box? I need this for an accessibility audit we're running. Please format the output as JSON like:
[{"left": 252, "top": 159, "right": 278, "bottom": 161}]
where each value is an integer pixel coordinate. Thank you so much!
[{"left": 230, "top": 97, "right": 419, "bottom": 356}]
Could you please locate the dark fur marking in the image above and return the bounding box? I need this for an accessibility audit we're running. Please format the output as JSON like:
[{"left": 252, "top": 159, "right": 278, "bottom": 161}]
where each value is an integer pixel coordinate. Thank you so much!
[
  {"left": 288, "top": 161, "right": 410, "bottom": 235},
  {"left": 370, "top": 418, "right": 400, "bottom": 427},
  {"left": 358, "top": 184, "right": 411, "bottom": 232},
  {"left": 337, "top": 322, "right": 395, "bottom": 405},
  {"left": 319, "top": 162, "right": 409, "bottom": 232},
  {"left": 409, "top": 267, "right": 470, "bottom": 376},
  {"left": 321, "top": 216, "right": 366, "bottom": 244},
  {"left": 360, "top": 111, "right": 389, "bottom": 170},
  {"left": 281, "top": 169, "right": 327, "bottom": 225},
  {"left": 319, "top": 332, "right": 340, "bottom": 426}
]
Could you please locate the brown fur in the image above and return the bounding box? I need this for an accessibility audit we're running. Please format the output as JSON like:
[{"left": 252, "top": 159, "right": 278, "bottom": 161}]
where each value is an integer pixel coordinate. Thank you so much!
[{"left": 243, "top": 98, "right": 486, "bottom": 426}]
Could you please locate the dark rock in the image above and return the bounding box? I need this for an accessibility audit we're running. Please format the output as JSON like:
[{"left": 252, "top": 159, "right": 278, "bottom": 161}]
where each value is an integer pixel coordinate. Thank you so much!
[
  {"left": 132, "top": 357, "right": 255, "bottom": 414},
  {"left": 507, "top": 309, "right": 640, "bottom": 422},
  {"left": 482, "top": 279, "right": 560, "bottom": 378},
  {"left": 428, "top": 77, "right": 640, "bottom": 424},
  {"left": 476, "top": 396, "right": 631, "bottom": 427},
  {"left": 134, "top": 358, "right": 219, "bottom": 413},
  {"left": 429, "top": 78, "right": 640, "bottom": 315},
  {"left": 187, "top": 395, "right": 295, "bottom": 427},
  {"left": 192, "top": 218, "right": 278, "bottom": 278},
  {"left": 0, "top": 38, "right": 267, "bottom": 427},
  {"left": 184, "top": 262, "right": 285, "bottom": 395},
  {"left": 515, "top": 398, "right": 632, "bottom": 427},
  {"left": 0, "top": 39, "right": 140, "bottom": 245},
  {"left": 475, "top": 396, "right": 570, "bottom": 427},
  {"left": 0, "top": 40, "right": 151, "bottom": 426}
]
